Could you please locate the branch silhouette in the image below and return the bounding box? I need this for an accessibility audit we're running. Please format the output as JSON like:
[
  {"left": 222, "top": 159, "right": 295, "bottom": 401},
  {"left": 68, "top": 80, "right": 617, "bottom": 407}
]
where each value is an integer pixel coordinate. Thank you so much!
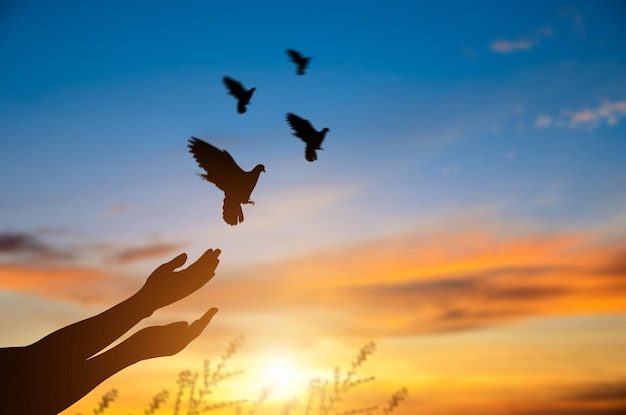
[{"left": 0, "top": 248, "right": 221, "bottom": 415}]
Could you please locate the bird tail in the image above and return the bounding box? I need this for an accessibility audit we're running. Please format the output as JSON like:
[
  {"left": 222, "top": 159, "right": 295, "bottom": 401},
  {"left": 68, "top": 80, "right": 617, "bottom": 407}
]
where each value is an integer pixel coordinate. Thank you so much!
[
  {"left": 305, "top": 145, "right": 317, "bottom": 162},
  {"left": 237, "top": 101, "right": 247, "bottom": 113},
  {"left": 297, "top": 66, "right": 305, "bottom": 75},
  {"left": 223, "top": 197, "right": 244, "bottom": 225}
]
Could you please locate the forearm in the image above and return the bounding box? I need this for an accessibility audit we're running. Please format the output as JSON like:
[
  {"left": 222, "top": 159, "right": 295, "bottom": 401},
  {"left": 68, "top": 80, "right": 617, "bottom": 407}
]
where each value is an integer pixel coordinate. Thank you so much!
[{"left": 32, "top": 290, "right": 154, "bottom": 361}]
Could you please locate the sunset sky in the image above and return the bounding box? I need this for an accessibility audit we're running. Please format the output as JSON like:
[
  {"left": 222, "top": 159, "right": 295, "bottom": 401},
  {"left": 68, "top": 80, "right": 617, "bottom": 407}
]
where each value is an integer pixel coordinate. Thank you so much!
[{"left": 1, "top": 1, "right": 626, "bottom": 414}]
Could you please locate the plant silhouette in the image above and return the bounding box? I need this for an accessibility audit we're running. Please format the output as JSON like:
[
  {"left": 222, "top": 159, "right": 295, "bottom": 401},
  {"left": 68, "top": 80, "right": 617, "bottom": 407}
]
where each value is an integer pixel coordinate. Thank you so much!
[
  {"left": 285, "top": 113, "right": 331, "bottom": 162},
  {"left": 0, "top": 248, "right": 221, "bottom": 415},
  {"left": 222, "top": 76, "right": 256, "bottom": 114},
  {"left": 188, "top": 137, "right": 265, "bottom": 226}
]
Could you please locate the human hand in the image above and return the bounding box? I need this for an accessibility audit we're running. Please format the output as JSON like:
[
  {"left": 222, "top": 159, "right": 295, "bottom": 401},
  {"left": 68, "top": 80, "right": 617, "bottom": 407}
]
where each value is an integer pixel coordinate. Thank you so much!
[
  {"left": 136, "top": 248, "right": 221, "bottom": 314},
  {"left": 125, "top": 308, "right": 218, "bottom": 359}
]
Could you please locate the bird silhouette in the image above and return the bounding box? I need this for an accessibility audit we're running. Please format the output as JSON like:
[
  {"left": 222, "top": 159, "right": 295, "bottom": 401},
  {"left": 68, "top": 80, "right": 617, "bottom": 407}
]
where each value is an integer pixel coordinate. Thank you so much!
[
  {"left": 223, "top": 76, "right": 256, "bottom": 114},
  {"left": 286, "top": 49, "right": 312, "bottom": 75},
  {"left": 285, "top": 113, "right": 330, "bottom": 162},
  {"left": 188, "top": 137, "right": 265, "bottom": 225}
]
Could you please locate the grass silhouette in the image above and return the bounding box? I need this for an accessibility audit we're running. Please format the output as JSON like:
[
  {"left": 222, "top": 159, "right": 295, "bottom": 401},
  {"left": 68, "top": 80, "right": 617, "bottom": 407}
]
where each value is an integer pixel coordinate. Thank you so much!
[{"left": 78, "top": 337, "right": 407, "bottom": 414}]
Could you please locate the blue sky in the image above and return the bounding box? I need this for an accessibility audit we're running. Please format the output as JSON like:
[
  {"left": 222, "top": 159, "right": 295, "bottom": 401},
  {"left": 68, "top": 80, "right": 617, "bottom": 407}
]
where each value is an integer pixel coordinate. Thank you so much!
[{"left": 1, "top": 1, "right": 626, "bottom": 414}]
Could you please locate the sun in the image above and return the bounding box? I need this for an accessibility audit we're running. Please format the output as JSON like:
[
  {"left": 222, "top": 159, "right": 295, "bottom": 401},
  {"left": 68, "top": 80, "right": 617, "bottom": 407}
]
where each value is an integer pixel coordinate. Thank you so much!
[
  {"left": 267, "top": 359, "right": 293, "bottom": 384},
  {"left": 262, "top": 356, "right": 304, "bottom": 400}
]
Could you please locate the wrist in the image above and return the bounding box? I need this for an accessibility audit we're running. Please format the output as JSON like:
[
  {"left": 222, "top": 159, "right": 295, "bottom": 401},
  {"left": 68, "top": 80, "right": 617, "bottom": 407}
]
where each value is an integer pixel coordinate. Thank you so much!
[{"left": 127, "top": 291, "right": 157, "bottom": 320}]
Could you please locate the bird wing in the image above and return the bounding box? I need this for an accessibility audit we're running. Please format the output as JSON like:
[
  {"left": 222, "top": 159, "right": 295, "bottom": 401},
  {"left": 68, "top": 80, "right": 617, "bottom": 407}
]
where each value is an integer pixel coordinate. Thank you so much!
[
  {"left": 188, "top": 137, "right": 245, "bottom": 192},
  {"left": 223, "top": 76, "right": 245, "bottom": 99},
  {"left": 286, "top": 49, "right": 303, "bottom": 64},
  {"left": 286, "top": 113, "right": 316, "bottom": 143}
]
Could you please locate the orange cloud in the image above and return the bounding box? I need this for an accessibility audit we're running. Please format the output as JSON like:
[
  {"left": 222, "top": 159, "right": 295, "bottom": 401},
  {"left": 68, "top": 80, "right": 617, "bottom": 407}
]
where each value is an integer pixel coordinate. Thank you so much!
[
  {"left": 199, "top": 224, "right": 626, "bottom": 336},
  {"left": 0, "top": 263, "right": 131, "bottom": 305},
  {"left": 108, "top": 242, "right": 187, "bottom": 263},
  {"left": 3, "top": 222, "right": 625, "bottom": 338}
]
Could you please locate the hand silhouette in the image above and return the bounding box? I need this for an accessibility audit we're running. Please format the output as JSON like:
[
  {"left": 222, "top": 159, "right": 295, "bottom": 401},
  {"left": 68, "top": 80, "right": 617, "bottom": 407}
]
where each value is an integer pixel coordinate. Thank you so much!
[
  {"left": 136, "top": 248, "right": 221, "bottom": 314},
  {"left": 125, "top": 307, "right": 219, "bottom": 359},
  {"left": 1, "top": 248, "right": 222, "bottom": 415}
]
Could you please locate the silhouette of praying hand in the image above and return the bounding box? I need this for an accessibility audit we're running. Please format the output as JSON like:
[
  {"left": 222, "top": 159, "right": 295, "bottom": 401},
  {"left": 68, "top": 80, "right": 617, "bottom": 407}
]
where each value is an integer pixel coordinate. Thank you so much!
[
  {"left": 1, "top": 248, "right": 222, "bottom": 415},
  {"left": 136, "top": 248, "right": 221, "bottom": 313},
  {"left": 124, "top": 308, "right": 219, "bottom": 359}
]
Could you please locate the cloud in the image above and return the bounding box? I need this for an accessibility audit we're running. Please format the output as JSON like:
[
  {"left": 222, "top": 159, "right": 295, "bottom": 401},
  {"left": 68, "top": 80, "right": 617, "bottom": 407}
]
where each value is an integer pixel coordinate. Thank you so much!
[
  {"left": 490, "top": 40, "right": 533, "bottom": 53},
  {"left": 535, "top": 100, "right": 626, "bottom": 130},
  {"left": 186, "top": 221, "right": 626, "bottom": 337},
  {"left": 108, "top": 242, "right": 187, "bottom": 263},
  {"left": 0, "top": 232, "right": 72, "bottom": 260},
  {"left": 515, "top": 380, "right": 626, "bottom": 415},
  {"left": 566, "top": 380, "right": 626, "bottom": 403},
  {"left": 35, "top": 226, "right": 84, "bottom": 238},
  {"left": 105, "top": 204, "right": 135, "bottom": 216},
  {"left": 4, "top": 220, "right": 626, "bottom": 337},
  {"left": 534, "top": 115, "right": 552, "bottom": 128},
  {"left": 489, "top": 26, "right": 553, "bottom": 54},
  {"left": 597, "top": 101, "right": 626, "bottom": 126},
  {"left": 0, "top": 263, "right": 130, "bottom": 304},
  {"left": 0, "top": 236, "right": 187, "bottom": 302}
]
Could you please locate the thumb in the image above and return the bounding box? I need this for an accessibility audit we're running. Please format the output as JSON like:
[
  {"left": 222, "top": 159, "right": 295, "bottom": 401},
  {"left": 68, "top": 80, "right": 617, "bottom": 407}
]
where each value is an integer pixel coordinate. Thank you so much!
[
  {"left": 162, "top": 252, "right": 187, "bottom": 271},
  {"left": 188, "top": 307, "right": 219, "bottom": 340}
]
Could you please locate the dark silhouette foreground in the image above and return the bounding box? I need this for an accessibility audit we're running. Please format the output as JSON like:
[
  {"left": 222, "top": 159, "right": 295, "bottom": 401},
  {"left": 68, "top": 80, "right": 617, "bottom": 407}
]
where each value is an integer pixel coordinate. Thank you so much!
[
  {"left": 188, "top": 137, "right": 265, "bottom": 226},
  {"left": 0, "top": 248, "right": 221, "bottom": 415}
]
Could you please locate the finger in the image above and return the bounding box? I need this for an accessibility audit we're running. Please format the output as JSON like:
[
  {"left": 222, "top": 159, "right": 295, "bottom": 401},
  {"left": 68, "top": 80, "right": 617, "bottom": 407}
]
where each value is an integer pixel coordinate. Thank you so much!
[
  {"left": 162, "top": 252, "right": 187, "bottom": 271},
  {"left": 186, "top": 248, "right": 221, "bottom": 274},
  {"left": 187, "top": 307, "right": 219, "bottom": 340},
  {"left": 197, "top": 248, "right": 221, "bottom": 263}
]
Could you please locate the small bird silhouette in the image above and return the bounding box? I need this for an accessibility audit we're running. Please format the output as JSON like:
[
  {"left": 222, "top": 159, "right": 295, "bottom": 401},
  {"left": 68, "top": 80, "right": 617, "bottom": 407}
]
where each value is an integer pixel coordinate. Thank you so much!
[
  {"left": 188, "top": 137, "right": 265, "bottom": 225},
  {"left": 223, "top": 76, "right": 256, "bottom": 114},
  {"left": 285, "top": 113, "right": 330, "bottom": 162},
  {"left": 286, "top": 49, "right": 312, "bottom": 75}
]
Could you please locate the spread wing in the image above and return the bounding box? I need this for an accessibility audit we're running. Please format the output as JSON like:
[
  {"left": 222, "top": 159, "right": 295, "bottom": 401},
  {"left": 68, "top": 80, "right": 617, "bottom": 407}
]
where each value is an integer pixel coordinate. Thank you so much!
[
  {"left": 286, "top": 113, "right": 316, "bottom": 144},
  {"left": 286, "top": 49, "right": 304, "bottom": 64},
  {"left": 188, "top": 137, "right": 245, "bottom": 193},
  {"left": 223, "top": 76, "right": 245, "bottom": 99}
]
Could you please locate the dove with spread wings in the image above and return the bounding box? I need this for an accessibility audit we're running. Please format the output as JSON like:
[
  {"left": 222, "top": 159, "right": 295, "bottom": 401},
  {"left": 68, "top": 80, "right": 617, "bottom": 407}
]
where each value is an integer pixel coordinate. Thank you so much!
[
  {"left": 222, "top": 76, "right": 256, "bottom": 114},
  {"left": 188, "top": 137, "right": 265, "bottom": 225},
  {"left": 286, "top": 49, "right": 312, "bottom": 75},
  {"left": 285, "top": 113, "right": 330, "bottom": 162}
]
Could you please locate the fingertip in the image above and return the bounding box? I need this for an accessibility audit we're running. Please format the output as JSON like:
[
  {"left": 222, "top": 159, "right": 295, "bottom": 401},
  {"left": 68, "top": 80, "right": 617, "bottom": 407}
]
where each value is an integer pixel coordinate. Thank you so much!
[
  {"left": 191, "top": 307, "right": 219, "bottom": 332},
  {"left": 175, "top": 252, "right": 188, "bottom": 265}
]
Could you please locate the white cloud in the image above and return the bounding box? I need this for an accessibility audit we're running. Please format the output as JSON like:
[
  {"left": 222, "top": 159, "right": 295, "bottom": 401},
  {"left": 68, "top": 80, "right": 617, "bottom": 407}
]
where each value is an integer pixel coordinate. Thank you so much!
[
  {"left": 597, "top": 100, "right": 626, "bottom": 126},
  {"left": 490, "top": 40, "right": 533, "bottom": 53},
  {"left": 566, "top": 100, "right": 626, "bottom": 129},
  {"left": 489, "top": 26, "right": 553, "bottom": 54},
  {"left": 534, "top": 115, "right": 553, "bottom": 129},
  {"left": 535, "top": 100, "right": 626, "bottom": 130},
  {"left": 569, "top": 109, "right": 597, "bottom": 128}
]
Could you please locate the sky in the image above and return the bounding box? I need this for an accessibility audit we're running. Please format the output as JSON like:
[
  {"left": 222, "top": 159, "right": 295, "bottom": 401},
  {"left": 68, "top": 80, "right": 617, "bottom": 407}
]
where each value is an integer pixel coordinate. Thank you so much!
[{"left": 1, "top": 0, "right": 626, "bottom": 414}]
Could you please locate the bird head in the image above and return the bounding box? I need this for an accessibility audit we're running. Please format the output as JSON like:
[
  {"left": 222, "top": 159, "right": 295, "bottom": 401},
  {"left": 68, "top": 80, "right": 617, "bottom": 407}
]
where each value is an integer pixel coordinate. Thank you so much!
[{"left": 254, "top": 164, "right": 266, "bottom": 174}]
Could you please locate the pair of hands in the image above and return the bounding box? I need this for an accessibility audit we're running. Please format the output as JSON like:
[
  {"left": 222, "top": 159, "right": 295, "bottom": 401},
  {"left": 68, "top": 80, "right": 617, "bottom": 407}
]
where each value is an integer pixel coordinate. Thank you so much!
[{"left": 131, "top": 248, "right": 221, "bottom": 358}]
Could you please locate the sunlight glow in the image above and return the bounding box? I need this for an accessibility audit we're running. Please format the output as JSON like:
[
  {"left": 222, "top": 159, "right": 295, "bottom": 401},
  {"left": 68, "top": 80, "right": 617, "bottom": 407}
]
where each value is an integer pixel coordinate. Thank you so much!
[{"left": 262, "top": 356, "right": 305, "bottom": 400}]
